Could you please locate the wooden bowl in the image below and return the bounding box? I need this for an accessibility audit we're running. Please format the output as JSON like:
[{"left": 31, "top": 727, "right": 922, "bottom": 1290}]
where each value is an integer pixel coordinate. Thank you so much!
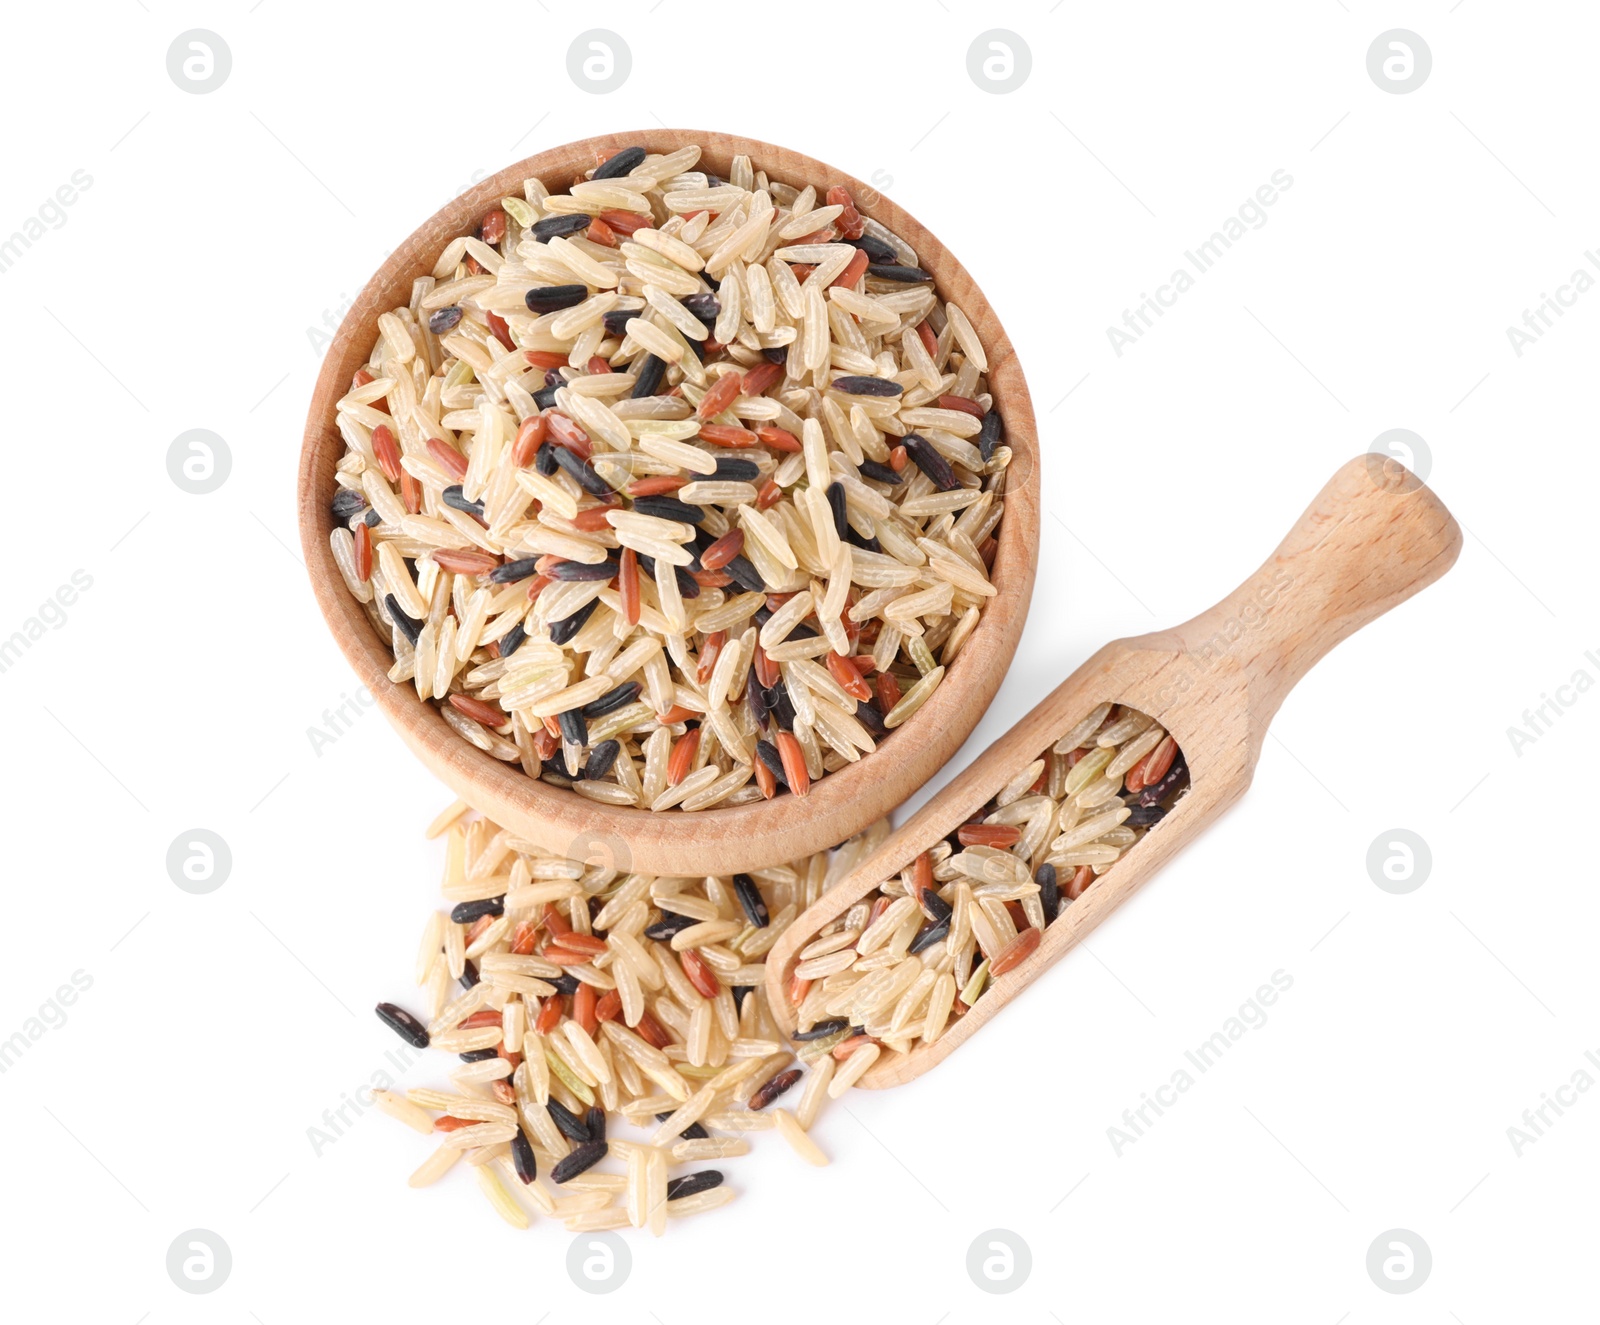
[{"left": 297, "top": 129, "right": 1041, "bottom": 876}]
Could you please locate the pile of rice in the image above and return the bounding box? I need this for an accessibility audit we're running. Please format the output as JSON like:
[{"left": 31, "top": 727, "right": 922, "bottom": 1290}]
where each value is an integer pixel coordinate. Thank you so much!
[
  {"left": 788, "top": 704, "right": 1189, "bottom": 1059},
  {"left": 371, "top": 799, "right": 890, "bottom": 1232},
  {"left": 327, "top": 141, "right": 1011, "bottom": 811}
]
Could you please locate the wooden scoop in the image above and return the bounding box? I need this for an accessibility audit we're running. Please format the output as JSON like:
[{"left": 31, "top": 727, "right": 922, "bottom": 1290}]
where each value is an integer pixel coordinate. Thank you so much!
[{"left": 765, "top": 455, "right": 1461, "bottom": 1088}]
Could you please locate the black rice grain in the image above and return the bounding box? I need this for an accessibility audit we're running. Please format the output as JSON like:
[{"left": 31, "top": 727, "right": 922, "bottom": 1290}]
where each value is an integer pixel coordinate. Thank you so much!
[
  {"left": 510, "top": 1129, "right": 537, "bottom": 1184},
  {"left": 748, "top": 1070, "right": 802, "bottom": 1111},
  {"left": 792, "top": 1018, "right": 849, "bottom": 1041},
  {"left": 489, "top": 557, "right": 541, "bottom": 584},
  {"left": 681, "top": 293, "right": 721, "bottom": 323},
  {"left": 532, "top": 213, "right": 593, "bottom": 242},
  {"left": 427, "top": 306, "right": 463, "bottom": 334},
  {"left": 850, "top": 234, "right": 897, "bottom": 262},
  {"left": 830, "top": 374, "right": 902, "bottom": 396},
  {"left": 766, "top": 680, "right": 796, "bottom": 731},
  {"left": 903, "top": 434, "right": 959, "bottom": 491},
  {"left": 385, "top": 595, "right": 423, "bottom": 647},
  {"left": 330, "top": 488, "right": 366, "bottom": 520},
  {"left": 631, "top": 353, "right": 667, "bottom": 398},
  {"left": 733, "top": 873, "right": 769, "bottom": 927},
  {"left": 712, "top": 457, "right": 760, "bottom": 483},
  {"left": 593, "top": 145, "right": 646, "bottom": 180},
  {"left": 583, "top": 682, "right": 641, "bottom": 718},
  {"left": 754, "top": 739, "right": 788, "bottom": 788},
  {"left": 525, "top": 284, "right": 589, "bottom": 314},
  {"left": 855, "top": 701, "right": 888, "bottom": 737},
  {"left": 549, "top": 599, "right": 598, "bottom": 645},
  {"left": 918, "top": 886, "right": 953, "bottom": 924},
  {"left": 1138, "top": 753, "right": 1189, "bottom": 807},
  {"left": 632, "top": 495, "right": 705, "bottom": 524},
  {"left": 645, "top": 911, "right": 697, "bottom": 941},
  {"left": 747, "top": 675, "right": 771, "bottom": 727},
  {"left": 867, "top": 263, "right": 933, "bottom": 283},
  {"left": 1037, "top": 862, "right": 1060, "bottom": 923},
  {"left": 977, "top": 409, "right": 1004, "bottom": 462},
  {"left": 441, "top": 485, "right": 485, "bottom": 519},
  {"left": 552, "top": 445, "right": 614, "bottom": 497},
  {"left": 909, "top": 917, "right": 951, "bottom": 956},
  {"left": 558, "top": 707, "right": 588, "bottom": 747},
  {"left": 547, "top": 1099, "right": 591, "bottom": 1143},
  {"left": 450, "top": 897, "right": 505, "bottom": 923},
  {"left": 1125, "top": 804, "right": 1168, "bottom": 828},
  {"left": 374, "top": 1002, "right": 429, "bottom": 1048},
  {"left": 551, "top": 1140, "right": 608, "bottom": 1184},
  {"left": 583, "top": 739, "right": 621, "bottom": 781},
  {"left": 725, "top": 554, "right": 767, "bottom": 593},
  {"left": 826, "top": 480, "right": 847, "bottom": 538},
  {"left": 547, "top": 556, "right": 621, "bottom": 582},
  {"left": 858, "top": 459, "right": 903, "bottom": 485}
]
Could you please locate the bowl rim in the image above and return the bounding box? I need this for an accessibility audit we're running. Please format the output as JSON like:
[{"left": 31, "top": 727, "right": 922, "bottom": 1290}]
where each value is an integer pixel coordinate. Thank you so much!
[{"left": 297, "top": 128, "right": 1041, "bottom": 875}]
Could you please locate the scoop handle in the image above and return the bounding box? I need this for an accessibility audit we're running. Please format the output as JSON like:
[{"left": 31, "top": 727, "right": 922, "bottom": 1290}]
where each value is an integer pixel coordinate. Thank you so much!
[{"left": 1138, "top": 455, "right": 1461, "bottom": 751}]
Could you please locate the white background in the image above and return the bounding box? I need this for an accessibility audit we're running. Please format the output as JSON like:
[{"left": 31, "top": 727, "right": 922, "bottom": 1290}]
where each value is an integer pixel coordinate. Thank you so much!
[{"left": 1, "top": 1, "right": 1594, "bottom": 1320}]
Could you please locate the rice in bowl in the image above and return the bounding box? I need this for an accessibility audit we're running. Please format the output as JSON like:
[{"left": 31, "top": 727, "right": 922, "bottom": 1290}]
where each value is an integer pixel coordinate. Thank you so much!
[{"left": 326, "top": 140, "right": 1014, "bottom": 812}]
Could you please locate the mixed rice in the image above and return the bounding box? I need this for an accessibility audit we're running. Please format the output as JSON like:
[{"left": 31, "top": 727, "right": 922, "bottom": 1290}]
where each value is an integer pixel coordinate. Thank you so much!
[
  {"left": 372, "top": 799, "right": 890, "bottom": 1232},
  {"left": 328, "top": 142, "right": 1012, "bottom": 810},
  {"left": 789, "top": 704, "right": 1189, "bottom": 1059}
]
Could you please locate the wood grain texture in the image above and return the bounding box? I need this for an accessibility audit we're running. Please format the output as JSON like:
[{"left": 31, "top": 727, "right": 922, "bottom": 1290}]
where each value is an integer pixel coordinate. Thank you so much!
[
  {"left": 296, "top": 129, "right": 1040, "bottom": 877},
  {"left": 765, "top": 455, "right": 1461, "bottom": 1087}
]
